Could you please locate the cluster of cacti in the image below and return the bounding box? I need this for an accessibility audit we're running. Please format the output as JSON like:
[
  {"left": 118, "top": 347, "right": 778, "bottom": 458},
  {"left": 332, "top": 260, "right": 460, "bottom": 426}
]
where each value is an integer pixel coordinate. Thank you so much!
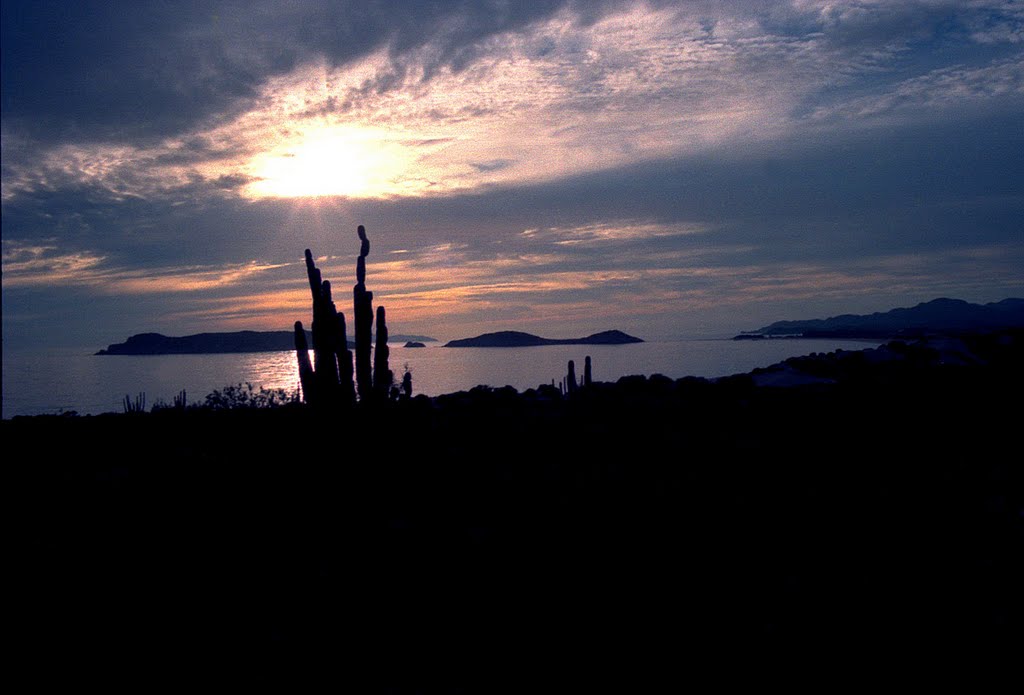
[
  {"left": 559, "top": 355, "right": 594, "bottom": 395},
  {"left": 295, "top": 224, "right": 400, "bottom": 406},
  {"left": 123, "top": 392, "right": 147, "bottom": 413}
]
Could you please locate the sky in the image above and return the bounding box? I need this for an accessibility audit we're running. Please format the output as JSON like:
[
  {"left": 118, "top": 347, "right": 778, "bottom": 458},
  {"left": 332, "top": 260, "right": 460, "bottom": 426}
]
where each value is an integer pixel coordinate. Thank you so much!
[{"left": 2, "top": 0, "right": 1022, "bottom": 349}]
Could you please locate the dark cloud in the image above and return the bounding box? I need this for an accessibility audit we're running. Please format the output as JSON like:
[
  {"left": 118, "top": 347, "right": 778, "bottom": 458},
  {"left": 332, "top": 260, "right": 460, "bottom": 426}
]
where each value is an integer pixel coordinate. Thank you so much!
[
  {"left": 471, "top": 159, "right": 516, "bottom": 172},
  {"left": 5, "top": 1, "right": 1021, "bottom": 144},
  {"left": 1, "top": 0, "right": 601, "bottom": 143}
]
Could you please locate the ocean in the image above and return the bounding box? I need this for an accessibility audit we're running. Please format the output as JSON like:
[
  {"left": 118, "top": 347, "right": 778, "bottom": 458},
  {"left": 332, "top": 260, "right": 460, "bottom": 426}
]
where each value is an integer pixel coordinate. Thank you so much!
[{"left": 1, "top": 338, "right": 881, "bottom": 418}]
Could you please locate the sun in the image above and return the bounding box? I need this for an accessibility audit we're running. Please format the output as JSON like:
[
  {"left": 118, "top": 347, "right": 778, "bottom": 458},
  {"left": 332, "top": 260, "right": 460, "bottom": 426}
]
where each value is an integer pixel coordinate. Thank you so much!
[{"left": 246, "top": 126, "right": 419, "bottom": 199}]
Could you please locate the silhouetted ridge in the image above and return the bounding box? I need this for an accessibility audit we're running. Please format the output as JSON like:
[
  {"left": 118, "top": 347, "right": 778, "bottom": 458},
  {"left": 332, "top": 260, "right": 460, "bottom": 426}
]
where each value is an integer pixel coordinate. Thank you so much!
[
  {"left": 737, "top": 297, "right": 1024, "bottom": 339},
  {"left": 444, "top": 329, "right": 642, "bottom": 347},
  {"left": 10, "top": 328, "right": 1022, "bottom": 663}
]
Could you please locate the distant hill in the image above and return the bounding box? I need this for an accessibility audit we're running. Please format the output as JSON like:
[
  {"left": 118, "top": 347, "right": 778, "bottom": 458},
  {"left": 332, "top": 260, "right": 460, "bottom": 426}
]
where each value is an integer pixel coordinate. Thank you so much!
[
  {"left": 737, "top": 298, "right": 1024, "bottom": 339},
  {"left": 444, "top": 330, "right": 643, "bottom": 348},
  {"left": 97, "top": 330, "right": 437, "bottom": 355}
]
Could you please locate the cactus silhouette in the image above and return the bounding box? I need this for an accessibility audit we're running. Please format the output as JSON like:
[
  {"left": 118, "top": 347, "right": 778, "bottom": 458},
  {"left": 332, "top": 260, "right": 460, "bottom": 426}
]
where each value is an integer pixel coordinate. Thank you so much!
[
  {"left": 338, "top": 311, "right": 355, "bottom": 404},
  {"left": 374, "top": 305, "right": 392, "bottom": 401},
  {"left": 402, "top": 369, "right": 413, "bottom": 400},
  {"left": 295, "top": 224, "right": 398, "bottom": 406},
  {"left": 354, "top": 225, "right": 374, "bottom": 402},
  {"left": 294, "top": 320, "right": 316, "bottom": 404}
]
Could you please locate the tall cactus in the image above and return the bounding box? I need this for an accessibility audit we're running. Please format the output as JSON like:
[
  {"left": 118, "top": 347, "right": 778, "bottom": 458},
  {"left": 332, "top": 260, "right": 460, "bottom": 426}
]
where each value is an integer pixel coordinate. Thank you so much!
[
  {"left": 374, "top": 305, "right": 392, "bottom": 400},
  {"left": 337, "top": 312, "right": 355, "bottom": 405},
  {"left": 294, "top": 320, "right": 315, "bottom": 404},
  {"left": 317, "top": 278, "right": 342, "bottom": 397},
  {"left": 584, "top": 355, "right": 592, "bottom": 387},
  {"left": 353, "top": 225, "right": 374, "bottom": 402},
  {"left": 298, "top": 247, "right": 357, "bottom": 407},
  {"left": 304, "top": 249, "right": 335, "bottom": 393},
  {"left": 566, "top": 360, "right": 578, "bottom": 395},
  {"left": 296, "top": 251, "right": 354, "bottom": 406}
]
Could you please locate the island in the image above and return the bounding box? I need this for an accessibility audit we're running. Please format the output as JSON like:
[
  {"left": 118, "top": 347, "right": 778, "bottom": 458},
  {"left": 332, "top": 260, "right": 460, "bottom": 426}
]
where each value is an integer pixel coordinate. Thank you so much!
[
  {"left": 444, "top": 329, "right": 643, "bottom": 348},
  {"left": 734, "top": 297, "right": 1024, "bottom": 340},
  {"left": 97, "top": 330, "right": 437, "bottom": 354},
  {"left": 404, "top": 341, "right": 426, "bottom": 348}
]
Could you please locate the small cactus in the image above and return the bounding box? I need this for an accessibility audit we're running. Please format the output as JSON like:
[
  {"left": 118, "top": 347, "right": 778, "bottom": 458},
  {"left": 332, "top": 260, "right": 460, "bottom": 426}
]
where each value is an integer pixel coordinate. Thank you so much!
[{"left": 402, "top": 368, "right": 413, "bottom": 399}]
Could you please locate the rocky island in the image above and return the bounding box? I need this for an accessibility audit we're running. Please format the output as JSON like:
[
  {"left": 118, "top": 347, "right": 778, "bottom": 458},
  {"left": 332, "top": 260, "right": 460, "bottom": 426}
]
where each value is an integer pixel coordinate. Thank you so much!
[
  {"left": 97, "top": 330, "right": 437, "bottom": 354},
  {"left": 444, "top": 329, "right": 642, "bottom": 348}
]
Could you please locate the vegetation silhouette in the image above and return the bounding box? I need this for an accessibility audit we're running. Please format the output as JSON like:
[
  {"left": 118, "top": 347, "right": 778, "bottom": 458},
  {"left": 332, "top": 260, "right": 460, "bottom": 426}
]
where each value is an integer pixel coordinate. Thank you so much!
[
  {"left": 11, "top": 280, "right": 1024, "bottom": 687},
  {"left": 198, "top": 382, "right": 297, "bottom": 410}
]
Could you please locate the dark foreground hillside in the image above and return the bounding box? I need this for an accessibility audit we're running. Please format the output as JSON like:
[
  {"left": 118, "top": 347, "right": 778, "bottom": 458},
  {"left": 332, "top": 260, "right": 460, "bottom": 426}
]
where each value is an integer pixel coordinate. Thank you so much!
[{"left": 9, "top": 331, "right": 1023, "bottom": 686}]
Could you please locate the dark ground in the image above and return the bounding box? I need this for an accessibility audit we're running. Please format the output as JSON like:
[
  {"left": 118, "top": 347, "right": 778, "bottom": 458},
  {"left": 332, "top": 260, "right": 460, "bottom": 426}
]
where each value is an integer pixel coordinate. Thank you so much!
[{"left": 9, "top": 331, "right": 1022, "bottom": 687}]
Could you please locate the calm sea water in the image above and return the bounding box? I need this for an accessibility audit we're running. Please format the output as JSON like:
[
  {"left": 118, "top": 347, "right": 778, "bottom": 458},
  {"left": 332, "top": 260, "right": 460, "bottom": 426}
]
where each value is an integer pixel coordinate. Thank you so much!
[{"left": 2, "top": 339, "right": 880, "bottom": 418}]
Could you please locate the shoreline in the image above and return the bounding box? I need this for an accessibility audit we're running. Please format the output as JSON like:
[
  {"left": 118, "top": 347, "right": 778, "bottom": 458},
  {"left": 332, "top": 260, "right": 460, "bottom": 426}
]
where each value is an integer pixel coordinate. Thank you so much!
[{"left": 4, "top": 336, "right": 886, "bottom": 419}]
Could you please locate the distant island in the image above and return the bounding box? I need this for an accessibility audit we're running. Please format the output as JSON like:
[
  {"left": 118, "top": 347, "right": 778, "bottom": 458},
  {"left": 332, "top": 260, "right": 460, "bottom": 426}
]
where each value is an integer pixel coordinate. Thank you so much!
[
  {"left": 97, "top": 330, "right": 437, "bottom": 355},
  {"left": 734, "top": 297, "right": 1024, "bottom": 340},
  {"left": 444, "top": 329, "right": 643, "bottom": 348}
]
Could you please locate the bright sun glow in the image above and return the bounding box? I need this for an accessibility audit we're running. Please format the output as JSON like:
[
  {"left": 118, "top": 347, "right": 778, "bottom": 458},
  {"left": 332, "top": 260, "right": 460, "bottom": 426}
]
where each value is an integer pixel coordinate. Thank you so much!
[{"left": 246, "top": 127, "right": 424, "bottom": 198}]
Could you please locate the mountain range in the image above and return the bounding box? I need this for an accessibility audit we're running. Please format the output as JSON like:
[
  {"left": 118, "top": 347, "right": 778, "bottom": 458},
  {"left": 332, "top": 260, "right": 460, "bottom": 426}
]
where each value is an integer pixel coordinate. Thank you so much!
[{"left": 737, "top": 298, "right": 1024, "bottom": 339}]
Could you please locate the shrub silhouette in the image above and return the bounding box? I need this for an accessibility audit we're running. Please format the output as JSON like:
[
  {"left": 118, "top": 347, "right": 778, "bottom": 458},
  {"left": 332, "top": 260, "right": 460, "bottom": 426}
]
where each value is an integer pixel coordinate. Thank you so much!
[{"left": 201, "top": 382, "right": 297, "bottom": 410}]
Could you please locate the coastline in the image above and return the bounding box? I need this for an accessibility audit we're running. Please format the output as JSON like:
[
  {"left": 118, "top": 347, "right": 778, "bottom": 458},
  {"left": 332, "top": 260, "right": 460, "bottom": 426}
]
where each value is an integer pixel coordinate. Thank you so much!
[{"left": 2, "top": 337, "right": 885, "bottom": 418}]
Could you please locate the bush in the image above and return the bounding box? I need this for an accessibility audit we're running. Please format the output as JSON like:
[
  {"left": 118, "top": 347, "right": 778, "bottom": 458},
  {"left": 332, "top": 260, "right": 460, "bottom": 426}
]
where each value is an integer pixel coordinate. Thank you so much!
[{"left": 201, "top": 382, "right": 299, "bottom": 410}]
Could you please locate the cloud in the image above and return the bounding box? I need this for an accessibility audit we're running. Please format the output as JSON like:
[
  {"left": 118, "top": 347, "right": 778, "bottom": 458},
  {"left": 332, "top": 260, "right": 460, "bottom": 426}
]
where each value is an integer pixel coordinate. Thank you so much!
[
  {"left": 1, "top": 239, "right": 289, "bottom": 293},
  {"left": 5, "top": 1, "right": 1021, "bottom": 205},
  {"left": 520, "top": 221, "right": 710, "bottom": 246},
  {"left": 1, "top": 241, "right": 107, "bottom": 282},
  {"left": 808, "top": 57, "right": 1023, "bottom": 122},
  {"left": 1, "top": 0, "right": 593, "bottom": 143}
]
